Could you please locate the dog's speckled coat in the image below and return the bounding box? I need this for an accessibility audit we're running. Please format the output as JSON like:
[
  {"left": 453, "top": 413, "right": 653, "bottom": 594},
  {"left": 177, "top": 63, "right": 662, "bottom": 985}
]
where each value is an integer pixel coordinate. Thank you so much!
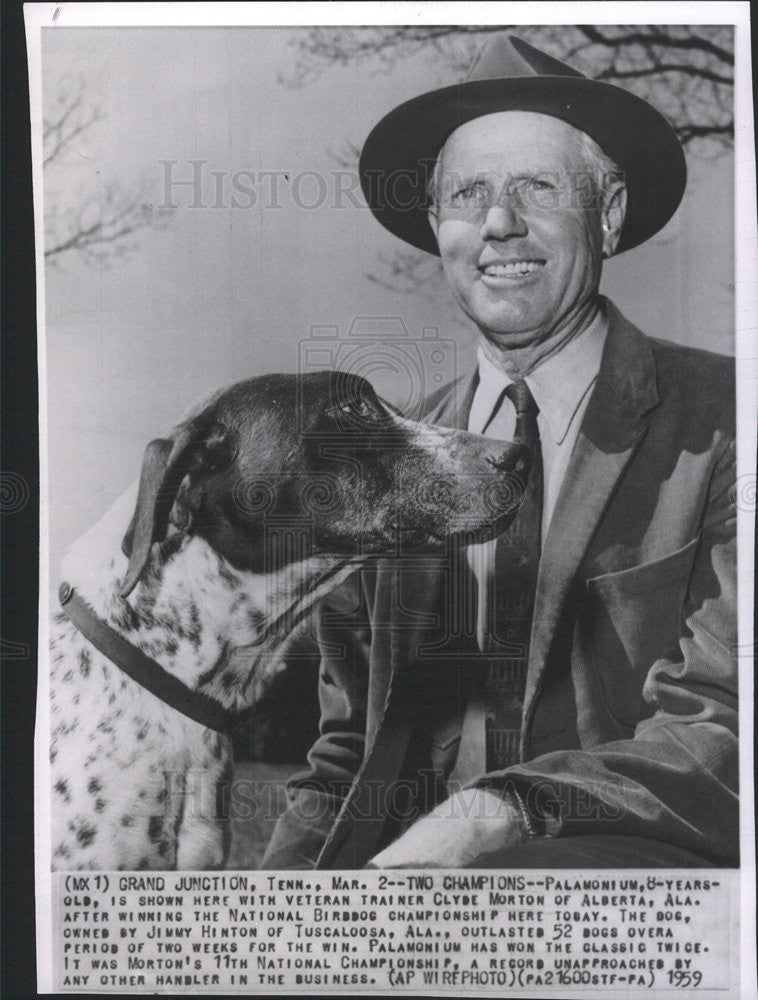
[{"left": 49, "top": 373, "right": 528, "bottom": 870}]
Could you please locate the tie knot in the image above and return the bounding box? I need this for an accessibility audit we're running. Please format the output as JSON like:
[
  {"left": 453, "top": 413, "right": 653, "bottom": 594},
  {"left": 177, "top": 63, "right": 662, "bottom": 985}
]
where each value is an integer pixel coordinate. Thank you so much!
[{"left": 504, "top": 380, "right": 538, "bottom": 418}]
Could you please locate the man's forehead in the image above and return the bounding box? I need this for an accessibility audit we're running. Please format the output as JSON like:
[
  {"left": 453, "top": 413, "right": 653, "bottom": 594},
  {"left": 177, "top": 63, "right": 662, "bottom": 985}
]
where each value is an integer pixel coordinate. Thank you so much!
[{"left": 439, "top": 111, "right": 587, "bottom": 172}]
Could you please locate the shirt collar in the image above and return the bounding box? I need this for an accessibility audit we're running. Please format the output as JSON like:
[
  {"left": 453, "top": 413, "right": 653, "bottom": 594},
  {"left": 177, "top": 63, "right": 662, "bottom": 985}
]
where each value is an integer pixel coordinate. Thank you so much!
[{"left": 474, "top": 305, "right": 609, "bottom": 445}]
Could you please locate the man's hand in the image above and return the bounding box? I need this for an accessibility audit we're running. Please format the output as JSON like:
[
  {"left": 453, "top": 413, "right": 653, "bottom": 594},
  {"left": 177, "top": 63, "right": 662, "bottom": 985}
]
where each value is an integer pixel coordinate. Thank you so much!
[{"left": 368, "top": 788, "right": 527, "bottom": 868}]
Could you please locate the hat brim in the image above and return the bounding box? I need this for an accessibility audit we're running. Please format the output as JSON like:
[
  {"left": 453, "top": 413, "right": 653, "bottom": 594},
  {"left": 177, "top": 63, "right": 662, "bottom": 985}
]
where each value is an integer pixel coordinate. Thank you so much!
[{"left": 359, "top": 76, "right": 687, "bottom": 255}]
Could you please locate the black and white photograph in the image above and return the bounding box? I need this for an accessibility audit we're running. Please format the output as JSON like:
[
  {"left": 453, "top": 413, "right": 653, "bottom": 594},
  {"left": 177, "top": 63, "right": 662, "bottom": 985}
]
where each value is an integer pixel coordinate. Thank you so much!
[{"left": 24, "top": 2, "right": 756, "bottom": 995}]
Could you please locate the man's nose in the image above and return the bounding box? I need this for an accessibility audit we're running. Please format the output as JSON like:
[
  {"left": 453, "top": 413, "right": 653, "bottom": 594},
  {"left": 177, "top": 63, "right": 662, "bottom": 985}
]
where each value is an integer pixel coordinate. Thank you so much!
[{"left": 479, "top": 201, "right": 527, "bottom": 241}]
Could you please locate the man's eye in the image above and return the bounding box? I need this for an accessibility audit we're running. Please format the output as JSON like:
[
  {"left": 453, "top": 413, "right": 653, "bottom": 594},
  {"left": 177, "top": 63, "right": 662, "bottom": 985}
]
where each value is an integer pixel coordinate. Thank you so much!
[
  {"left": 506, "top": 177, "right": 556, "bottom": 196},
  {"left": 452, "top": 184, "right": 486, "bottom": 203}
]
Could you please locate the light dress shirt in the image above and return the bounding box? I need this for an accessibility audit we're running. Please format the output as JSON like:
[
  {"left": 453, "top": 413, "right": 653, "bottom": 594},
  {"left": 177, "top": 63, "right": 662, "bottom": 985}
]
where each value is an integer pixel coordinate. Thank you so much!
[{"left": 447, "top": 304, "right": 609, "bottom": 787}]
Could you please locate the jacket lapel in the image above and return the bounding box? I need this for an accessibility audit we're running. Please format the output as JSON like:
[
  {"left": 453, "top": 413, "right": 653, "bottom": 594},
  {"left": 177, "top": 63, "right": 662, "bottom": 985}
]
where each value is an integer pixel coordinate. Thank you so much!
[{"left": 522, "top": 304, "right": 661, "bottom": 727}]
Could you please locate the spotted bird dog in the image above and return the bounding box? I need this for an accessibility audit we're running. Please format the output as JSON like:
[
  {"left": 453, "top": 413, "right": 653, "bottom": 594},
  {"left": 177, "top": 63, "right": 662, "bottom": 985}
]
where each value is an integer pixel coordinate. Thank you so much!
[{"left": 49, "top": 372, "right": 530, "bottom": 870}]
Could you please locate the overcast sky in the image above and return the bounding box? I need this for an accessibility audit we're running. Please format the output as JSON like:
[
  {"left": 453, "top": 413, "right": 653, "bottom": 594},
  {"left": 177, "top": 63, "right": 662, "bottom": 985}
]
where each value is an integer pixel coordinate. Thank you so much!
[{"left": 40, "top": 27, "right": 734, "bottom": 570}]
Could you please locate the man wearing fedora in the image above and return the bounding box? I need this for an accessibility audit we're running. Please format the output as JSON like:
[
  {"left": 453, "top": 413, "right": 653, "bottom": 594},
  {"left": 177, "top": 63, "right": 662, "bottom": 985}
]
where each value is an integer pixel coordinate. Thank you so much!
[{"left": 262, "top": 36, "right": 737, "bottom": 869}]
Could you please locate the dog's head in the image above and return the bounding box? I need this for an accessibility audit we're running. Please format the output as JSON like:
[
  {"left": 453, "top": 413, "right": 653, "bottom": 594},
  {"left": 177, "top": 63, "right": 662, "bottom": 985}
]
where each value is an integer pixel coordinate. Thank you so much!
[{"left": 120, "top": 372, "right": 531, "bottom": 596}]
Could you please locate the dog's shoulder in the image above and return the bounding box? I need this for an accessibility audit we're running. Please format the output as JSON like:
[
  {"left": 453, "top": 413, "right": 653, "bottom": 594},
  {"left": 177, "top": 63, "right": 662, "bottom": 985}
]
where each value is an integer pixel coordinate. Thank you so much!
[{"left": 60, "top": 482, "right": 138, "bottom": 602}]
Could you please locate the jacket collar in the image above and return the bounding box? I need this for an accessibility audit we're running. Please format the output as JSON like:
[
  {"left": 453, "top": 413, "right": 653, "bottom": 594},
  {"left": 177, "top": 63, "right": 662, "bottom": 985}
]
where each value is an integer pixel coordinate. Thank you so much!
[
  {"left": 422, "top": 296, "right": 658, "bottom": 432},
  {"left": 521, "top": 300, "right": 660, "bottom": 738},
  {"left": 582, "top": 298, "right": 660, "bottom": 441}
]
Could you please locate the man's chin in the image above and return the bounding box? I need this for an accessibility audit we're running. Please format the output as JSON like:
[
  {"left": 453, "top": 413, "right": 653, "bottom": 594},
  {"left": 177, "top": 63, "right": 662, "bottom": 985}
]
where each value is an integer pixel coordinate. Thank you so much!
[
  {"left": 460, "top": 298, "right": 549, "bottom": 349},
  {"left": 478, "top": 318, "right": 551, "bottom": 351}
]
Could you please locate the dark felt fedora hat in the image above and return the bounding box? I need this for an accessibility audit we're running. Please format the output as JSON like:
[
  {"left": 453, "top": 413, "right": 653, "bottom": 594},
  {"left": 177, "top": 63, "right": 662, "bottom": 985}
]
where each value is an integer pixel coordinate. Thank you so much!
[{"left": 359, "top": 35, "right": 686, "bottom": 255}]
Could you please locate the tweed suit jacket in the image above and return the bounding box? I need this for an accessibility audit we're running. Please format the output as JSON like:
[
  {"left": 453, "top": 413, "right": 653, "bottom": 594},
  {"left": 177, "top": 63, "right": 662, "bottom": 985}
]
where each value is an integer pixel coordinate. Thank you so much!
[{"left": 262, "top": 300, "right": 738, "bottom": 869}]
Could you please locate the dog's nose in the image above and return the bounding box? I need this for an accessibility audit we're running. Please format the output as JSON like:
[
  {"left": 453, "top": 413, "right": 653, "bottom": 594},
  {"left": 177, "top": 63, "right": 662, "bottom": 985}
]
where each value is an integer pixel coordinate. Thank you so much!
[
  {"left": 488, "top": 442, "right": 532, "bottom": 475},
  {"left": 513, "top": 448, "right": 534, "bottom": 475}
]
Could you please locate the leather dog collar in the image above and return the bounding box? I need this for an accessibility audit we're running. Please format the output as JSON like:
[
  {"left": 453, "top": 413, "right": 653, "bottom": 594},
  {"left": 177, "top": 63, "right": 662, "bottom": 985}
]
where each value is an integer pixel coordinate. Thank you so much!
[{"left": 58, "top": 582, "right": 238, "bottom": 734}]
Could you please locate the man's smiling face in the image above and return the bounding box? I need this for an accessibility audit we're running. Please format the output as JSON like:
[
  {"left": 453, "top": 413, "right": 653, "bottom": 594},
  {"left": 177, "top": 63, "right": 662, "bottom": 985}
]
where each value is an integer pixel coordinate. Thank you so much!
[{"left": 429, "top": 111, "right": 609, "bottom": 352}]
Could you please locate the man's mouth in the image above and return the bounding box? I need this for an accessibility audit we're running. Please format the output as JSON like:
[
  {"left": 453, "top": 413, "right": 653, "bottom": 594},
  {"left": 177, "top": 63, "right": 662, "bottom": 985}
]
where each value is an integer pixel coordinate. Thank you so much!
[{"left": 480, "top": 259, "right": 546, "bottom": 278}]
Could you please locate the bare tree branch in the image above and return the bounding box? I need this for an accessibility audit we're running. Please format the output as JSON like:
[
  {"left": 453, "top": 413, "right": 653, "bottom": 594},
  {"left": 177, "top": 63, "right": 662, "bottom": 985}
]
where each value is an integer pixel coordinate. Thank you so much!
[
  {"left": 286, "top": 25, "right": 734, "bottom": 151},
  {"left": 325, "top": 139, "right": 362, "bottom": 170},
  {"left": 42, "top": 77, "right": 105, "bottom": 167},
  {"left": 284, "top": 26, "right": 734, "bottom": 295},
  {"left": 595, "top": 64, "right": 733, "bottom": 86},
  {"left": 43, "top": 106, "right": 103, "bottom": 166},
  {"left": 43, "top": 90, "right": 85, "bottom": 143},
  {"left": 575, "top": 25, "right": 734, "bottom": 65},
  {"left": 45, "top": 180, "right": 171, "bottom": 267},
  {"left": 364, "top": 249, "right": 445, "bottom": 298},
  {"left": 43, "top": 71, "right": 169, "bottom": 267},
  {"left": 677, "top": 122, "right": 735, "bottom": 143}
]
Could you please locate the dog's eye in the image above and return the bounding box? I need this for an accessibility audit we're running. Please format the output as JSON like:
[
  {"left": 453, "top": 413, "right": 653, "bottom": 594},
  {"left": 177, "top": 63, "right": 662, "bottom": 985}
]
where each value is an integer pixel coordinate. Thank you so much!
[
  {"left": 328, "top": 397, "right": 375, "bottom": 421},
  {"left": 354, "top": 398, "right": 374, "bottom": 417}
]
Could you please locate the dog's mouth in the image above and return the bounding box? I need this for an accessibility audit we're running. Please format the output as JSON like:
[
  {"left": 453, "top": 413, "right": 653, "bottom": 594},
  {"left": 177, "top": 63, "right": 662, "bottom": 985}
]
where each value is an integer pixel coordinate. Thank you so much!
[{"left": 384, "top": 512, "right": 519, "bottom": 552}]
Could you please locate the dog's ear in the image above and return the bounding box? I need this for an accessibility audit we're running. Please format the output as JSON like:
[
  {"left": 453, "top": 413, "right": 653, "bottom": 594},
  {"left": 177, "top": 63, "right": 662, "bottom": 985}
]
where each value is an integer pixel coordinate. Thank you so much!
[
  {"left": 164, "top": 422, "right": 237, "bottom": 531},
  {"left": 119, "top": 419, "right": 237, "bottom": 598},
  {"left": 119, "top": 422, "right": 202, "bottom": 597}
]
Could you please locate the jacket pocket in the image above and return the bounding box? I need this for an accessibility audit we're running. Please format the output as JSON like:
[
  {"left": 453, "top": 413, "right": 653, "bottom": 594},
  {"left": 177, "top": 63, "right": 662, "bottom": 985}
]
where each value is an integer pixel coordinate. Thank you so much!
[{"left": 585, "top": 536, "right": 700, "bottom": 727}]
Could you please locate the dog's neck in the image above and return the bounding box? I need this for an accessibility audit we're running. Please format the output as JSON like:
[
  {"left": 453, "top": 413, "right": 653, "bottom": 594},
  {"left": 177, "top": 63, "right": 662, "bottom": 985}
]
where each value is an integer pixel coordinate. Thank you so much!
[{"left": 60, "top": 511, "right": 361, "bottom": 712}]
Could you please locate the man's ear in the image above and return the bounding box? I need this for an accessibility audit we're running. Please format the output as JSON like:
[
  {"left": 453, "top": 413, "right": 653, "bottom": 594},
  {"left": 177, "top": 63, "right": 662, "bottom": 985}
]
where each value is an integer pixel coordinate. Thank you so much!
[
  {"left": 601, "top": 184, "right": 628, "bottom": 258},
  {"left": 427, "top": 207, "right": 440, "bottom": 242}
]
